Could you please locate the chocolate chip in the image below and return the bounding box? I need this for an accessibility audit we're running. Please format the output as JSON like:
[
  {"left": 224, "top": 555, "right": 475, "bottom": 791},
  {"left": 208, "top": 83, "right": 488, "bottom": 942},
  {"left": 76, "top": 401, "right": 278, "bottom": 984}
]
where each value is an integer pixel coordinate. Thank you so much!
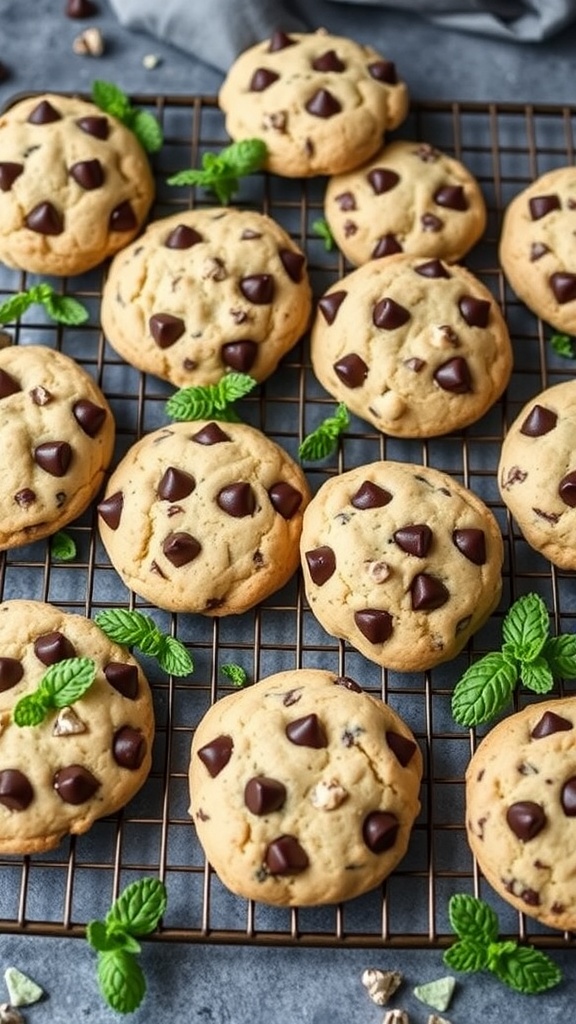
[
  {"left": 239, "top": 274, "right": 274, "bottom": 304},
  {"left": 66, "top": 0, "right": 98, "bottom": 16},
  {"left": 76, "top": 115, "right": 109, "bottom": 139},
  {"left": 279, "top": 248, "right": 305, "bottom": 282},
  {"left": 149, "top": 313, "right": 185, "bottom": 349},
  {"left": 30, "top": 386, "right": 52, "bottom": 405},
  {"left": 529, "top": 194, "right": 561, "bottom": 220},
  {"left": 191, "top": 423, "right": 230, "bottom": 445},
  {"left": 158, "top": 467, "right": 195, "bottom": 502},
  {"left": 286, "top": 713, "right": 328, "bottom": 748},
  {"left": 550, "top": 272, "right": 576, "bottom": 304},
  {"left": 311, "top": 49, "right": 345, "bottom": 72},
  {"left": 434, "top": 184, "right": 468, "bottom": 210},
  {"left": 104, "top": 662, "right": 139, "bottom": 700},
  {"left": 244, "top": 776, "right": 287, "bottom": 814},
  {"left": 434, "top": 356, "right": 472, "bottom": 393},
  {"left": 0, "top": 61, "right": 10, "bottom": 82},
  {"left": 351, "top": 481, "right": 393, "bottom": 509},
  {"left": 0, "top": 658, "right": 23, "bottom": 692},
  {"left": 109, "top": 200, "right": 137, "bottom": 232},
  {"left": 531, "top": 710, "right": 573, "bottom": 739},
  {"left": 335, "top": 191, "right": 356, "bottom": 211},
  {"left": 459, "top": 295, "right": 490, "bottom": 328},
  {"left": 559, "top": 470, "right": 576, "bottom": 507},
  {"left": 0, "top": 369, "right": 21, "bottom": 398},
  {"left": 221, "top": 339, "right": 258, "bottom": 372},
  {"left": 34, "top": 441, "right": 72, "bottom": 476},
  {"left": 305, "top": 545, "right": 336, "bottom": 586},
  {"left": 561, "top": 777, "right": 576, "bottom": 816},
  {"left": 421, "top": 212, "right": 443, "bottom": 232},
  {"left": 520, "top": 404, "right": 558, "bottom": 437},
  {"left": 73, "top": 399, "right": 106, "bottom": 437},
  {"left": 530, "top": 241, "right": 550, "bottom": 261},
  {"left": 363, "top": 810, "right": 399, "bottom": 852},
  {"left": 25, "top": 202, "right": 63, "bottom": 235},
  {"left": 34, "top": 631, "right": 75, "bottom": 665},
  {"left": 367, "top": 60, "right": 397, "bottom": 84},
  {"left": 410, "top": 574, "right": 449, "bottom": 610},
  {"left": 249, "top": 67, "right": 280, "bottom": 91},
  {"left": 163, "top": 531, "right": 201, "bottom": 566},
  {"left": 113, "top": 726, "right": 147, "bottom": 769},
  {"left": 372, "top": 234, "right": 403, "bottom": 258},
  {"left": 0, "top": 162, "right": 24, "bottom": 192},
  {"left": 393, "top": 524, "right": 432, "bottom": 557},
  {"left": 414, "top": 259, "right": 450, "bottom": 279},
  {"left": 97, "top": 491, "right": 124, "bottom": 529},
  {"left": 373, "top": 297, "right": 410, "bottom": 330},
  {"left": 0, "top": 769, "right": 33, "bottom": 811},
  {"left": 69, "top": 158, "right": 105, "bottom": 191},
  {"left": 264, "top": 834, "right": 309, "bottom": 874},
  {"left": 318, "top": 290, "right": 347, "bottom": 324},
  {"left": 268, "top": 29, "right": 296, "bottom": 52},
  {"left": 334, "top": 675, "right": 363, "bottom": 693},
  {"left": 28, "top": 100, "right": 62, "bottom": 124},
  {"left": 305, "top": 88, "right": 341, "bottom": 118},
  {"left": 354, "top": 609, "right": 394, "bottom": 644},
  {"left": 165, "top": 224, "right": 203, "bottom": 249},
  {"left": 53, "top": 764, "right": 100, "bottom": 804},
  {"left": 386, "top": 730, "right": 417, "bottom": 767},
  {"left": 217, "top": 482, "right": 256, "bottom": 517},
  {"left": 404, "top": 357, "right": 426, "bottom": 372},
  {"left": 267, "top": 482, "right": 303, "bottom": 519},
  {"left": 506, "top": 800, "right": 546, "bottom": 840},
  {"left": 452, "top": 528, "right": 486, "bottom": 565},
  {"left": 14, "top": 488, "right": 36, "bottom": 508},
  {"left": 334, "top": 353, "right": 368, "bottom": 388},
  {"left": 367, "top": 168, "right": 400, "bottom": 195},
  {"left": 197, "top": 734, "right": 233, "bottom": 777}
]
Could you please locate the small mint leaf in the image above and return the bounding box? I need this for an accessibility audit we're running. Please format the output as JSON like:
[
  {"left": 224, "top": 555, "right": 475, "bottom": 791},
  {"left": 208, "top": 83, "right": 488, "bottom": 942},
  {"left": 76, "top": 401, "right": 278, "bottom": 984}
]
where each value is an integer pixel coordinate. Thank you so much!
[
  {"left": 444, "top": 939, "right": 489, "bottom": 973},
  {"left": 490, "top": 943, "right": 562, "bottom": 994},
  {"left": 91, "top": 79, "right": 131, "bottom": 120},
  {"left": 105, "top": 878, "right": 167, "bottom": 937},
  {"left": 451, "top": 652, "right": 518, "bottom": 727},
  {"left": 12, "top": 694, "right": 47, "bottom": 727},
  {"left": 50, "top": 530, "right": 77, "bottom": 561},
  {"left": 221, "top": 663, "right": 248, "bottom": 687},
  {"left": 95, "top": 609, "right": 163, "bottom": 654},
  {"left": 542, "top": 634, "right": 576, "bottom": 678},
  {"left": 167, "top": 139, "right": 266, "bottom": 204},
  {"left": 520, "top": 655, "right": 555, "bottom": 694},
  {"left": 502, "top": 593, "right": 549, "bottom": 663},
  {"left": 550, "top": 332, "right": 576, "bottom": 358},
  {"left": 87, "top": 920, "right": 139, "bottom": 954},
  {"left": 156, "top": 635, "right": 194, "bottom": 677},
  {"left": 312, "top": 218, "right": 336, "bottom": 251},
  {"left": 448, "top": 893, "right": 499, "bottom": 943},
  {"left": 299, "top": 403, "right": 349, "bottom": 461},
  {"left": 42, "top": 292, "right": 89, "bottom": 326},
  {"left": 131, "top": 108, "right": 163, "bottom": 154},
  {"left": 96, "top": 950, "right": 146, "bottom": 1014}
]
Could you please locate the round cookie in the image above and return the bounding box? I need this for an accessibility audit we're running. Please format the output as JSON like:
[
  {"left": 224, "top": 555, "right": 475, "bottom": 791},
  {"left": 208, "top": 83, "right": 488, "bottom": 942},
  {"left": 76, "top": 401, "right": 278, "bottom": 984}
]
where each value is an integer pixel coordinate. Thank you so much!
[
  {"left": 466, "top": 697, "right": 576, "bottom": 932},
  {"left": 97, "top": 420, "right": 311, "bottom": 615},
  {"left": 189, "top": 667, "right": 422, "bottom": 907},
  {"left": 100, "top": 207, "right": 312, "bottom": 389},
  {"left": 498, "top": 379, "right": 576, "bottom": 570},
  {"left": 324, "top": 139, "right": 487, "bottom": 267},
  {"left": 0, "top": 344, "right": 115, "bottom": 551},
  {"left": 0, "top": 599, "right": 154, "bottom": 855},
  {"left": 499, "top": 165, "right": 576, "bottom": 333},
  {"left": 300, "top": 461, "right": 504, "bottom": 672},
  {"left": 310, "top": 253, "right": 513, "bottom": 438},
  {"left": 218, "top": 30, "right": 409, "bottom": 178},
  {"left": 0, "top": 93, "right": 155, "bottom": 276}
]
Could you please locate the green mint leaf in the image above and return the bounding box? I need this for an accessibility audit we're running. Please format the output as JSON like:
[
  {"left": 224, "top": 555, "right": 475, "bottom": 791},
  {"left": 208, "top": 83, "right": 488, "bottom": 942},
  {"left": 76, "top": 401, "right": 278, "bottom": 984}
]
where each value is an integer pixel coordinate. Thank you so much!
[
  {"left": 448, "top": 893, "right": 499, "bottom": 943},
  {"left": 550, "top": 332, "right": 576, "bottom": 358},
  {"left": 216, "top": 372, "right": 257, "bottom": 405},
  {"left": 312, "top": 218, "right": 336, "bottom": 251},
  {"left": 502, "top": 593, "right": 549, "bottom": 663},
  {"left": 96, "top": 950, "right": 146, "bottom": 1014},
  {"left": 50, "top": 530, "right": 77, "bottom": 562},
  {"left": 221, "top": 663, "right": 248, "bottom": 687},
  {"left": 87, "top": 921, "right": 140, "bottom": 955},
  {"left": 299, "top": 402, "right": 350, "bottom": 461},
  {"left": 444, "top": 939, "right": 489, "bottom": 973},
  {"left": 542, "top": 634, "right": 576, "bottom": 678},
  {"left": 12, "top": 694, "right": 46, "bottom": 728},
  {"left": 165, "top": 373, "right": 256, "bottom": 422},
  {"left": 131, "top": 108, "right": 164, "bottom": 154},
  {"left": 0, "top": 285, "right": 88, "bottom": 326},
  {"left": 156, "top": 635, "right": 194, "bottom": 677},
  {"left": 42, "top": 291, "right": 89, "bottom": 326},
  {"left": 0, "top": 292, "right": 34, "bottom": 323},
  {"left": 451, "top": 652, "right": 518, "bottom": 727},
  {"left": 520, "top": 655, "right": 555, "bottom": 694},
  {"left": 92, "top": 79, "right": 132, "bottom": 119},
  {"left": 91, "top": 79, "right": 163, "bottom": 154},
  {"left": 105, "top": 878, "right": 167, "bottom": 937},
  {"left": 167, "top": 138, "right": 267, "bottom": 203},
  {"left": 95, "top": 608, "right": 163, "bottom": 654},
  {"left": 490, "top": 943, "right": 562, "bottom": 994},
  {"left": 39, "top": 657, "right": 97, "bottom": 708},
  {"left": 222, "top": 138, "right": 267, "bottom": 176}
]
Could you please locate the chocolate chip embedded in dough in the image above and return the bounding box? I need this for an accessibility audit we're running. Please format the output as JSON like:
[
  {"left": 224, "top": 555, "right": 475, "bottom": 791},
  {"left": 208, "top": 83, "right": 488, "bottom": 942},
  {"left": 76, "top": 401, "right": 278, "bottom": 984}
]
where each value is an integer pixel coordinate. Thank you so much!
[
  {"left": 372, "top": 234, "right": 403, "bottom": 258},
  {"left": 0, "top": 162, "right": 24, "bottom": 191},
  {"left": 14, "top": 488, "right": 36, "bottom": 508},
  {"left": 0, "top": 657, "right": 23, "bottom": 692},
  {"left": 386, "top": 730, "right": 417, "bottom": 767},
  {"left": 452, "top": 528, "right": 486, "bottom": 565},
  {"left": 561, "top": 777, "right": 576, "bottom": 816},
  {"left": 73, "top": 399, "right": 107, "bottom": 437},
  {"left": 335, "top": 191, "right": 356, "bottom": 211},
  {"left": 27, "top": 99, "right": 62, "bottom": 124},
  {"left": 414, "top": 259, "right": 451, "bottom": 279},
  {"left": 157, "top": 466, "right": 195, "bottom": 502},
  {"left": 217, "top": 482, "right": 256, "bottom": 517},
  {"left": 434, "top": 184, "right": 468, "bottom": 210},
  {"left": 458, "top": 295, "right": 491, "bottom": 328},
  {"left": 97, "top": 490, "right": 124, "bottom": 529},
  {"left": 550, "top": 271, "right": 576, "bottom": 304},
  {"left": 149, "top": 312, "right": 185, "bottom": 349},
  {"left": 312, "top": 49, "right": 345, "bottom": 72},
  {"left": 404, "top": 357, "right": 426, "bottom": 372},
  {"left": 113, "top": 726, "right": 147, "bottom": 769},
  {"left": 239, "top": 274, "right": 274, "bottom": 304},
  {"left": 520, "top": 404, "right": 558, "bottom": 437},
  {"left": 221, "top": 339, "right": 258, "bottom": 372},
  {"left": 197, "top": 734, "right": 233, "bottom": 777},
  {"left": 264, "top": 834, "right": 309, "bottom": 875},
  {"left": 559, "top": 470, "right": 576, "bottom": 507},
  {"left": 249, "top": 67, "right": 280, "bottom": 91},
  {"left": 267, "top": 481, "right": 303, "bottom": 519},
  {"left": 354, "top": 608, "right": 394, "bottom": 644},
  {"left": 279, "top": 248, "right": 305, "bottom": 282},
  {"left": 373, "top": 297, "right": 410, "bottom": 330},
  {"left": 351, "top": 480, "right": 393, "bottom": 509},
  {"left": 434, "top": 356, "right": 472, "bottom": 393},
  {"left": 334, "top": 675, "right": 363, "bottom": 693},
  {"left": 506, "top": 800, "right": 546, "bottom": 840},
  {"left": 53, "top": 764, "right": 100, "bottom": 804},
  {"left": 191, "top": 422, "right": 231, "bottom": 445},
  {"left": 363, "top": 810, "right": 399, "bottom": 852},
  {"left": 267, "top": 29, "right": 296, "bottom": 52},
  {"left": 304, "top": 545, "right": 336, "bottom": 586},
  {"left": 529, "top": 194, "right": 561, "bottom": 220},
  {"left": 367, "top": 168, "right": 400, "bottom": 195},
  {"left": 305, "top": 88, "right": 341, "bottom": 119},
  {"left": 109, "top": 200, "right": 137, "bottom": 232},
  {"left": 530, "top": 241, "right": 550, "bottom": 261},
  {"left": 0, "top": 769, "right": 33, "bottom": 811},
  {"left": 531, "top": 710, "right": 573, "bottom": 739},
  {"left": 244, "top": 776, "right": 287, "bottom": 815},
  {"left": 410, "top": 573, "right": 449, "bottom": 611},
  {"left": 286, "top": 713, "right": 328, "bottom": 749},
  {"left": 393, "top": 524, "right": 432, "bottom": 557},
  {"left": 0, "top": 369, "right": 21, "bottom": 398},
  {"left": 69, "top": 158, "right": 104, "bottom": 190},
  {"left": 334, "top": 352, "right": 368, "bottom": 388},
  {"left": 75, "top": 115, "right": 109, "bottom": 139},
  {"left": 104, "top": 661, "right": 139, "bottom": 700},
  {"left": 25, "top": 202, "right": 64, "bottom": 235},
  {"left": 318, "top": 290, "right": 347, "bottom": 324},
  {"left": 421, "top": 212, "right": 443, "bottom": 232},
  {"left": 34, "top": 631, "right": 76, "bottom": 665},
  {"left": 162, "top": 531, "right": 201, "bottom": 567},
  {"left": 34, "top": 441, "right": 72, "bottom": 476},
  {"left": 367, "top": 60, "right": 397, "bottom": 84},
  {"left": 164, "top": 224, "right": 203, "bottom": 249}
]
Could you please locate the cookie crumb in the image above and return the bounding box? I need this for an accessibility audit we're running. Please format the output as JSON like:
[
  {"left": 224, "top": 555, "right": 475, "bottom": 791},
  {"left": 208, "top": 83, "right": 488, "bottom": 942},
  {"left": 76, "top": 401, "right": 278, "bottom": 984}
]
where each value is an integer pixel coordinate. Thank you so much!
[
  {"left": 0, "top": 1005, "right": 24, "bottom": 1024},
  {"left": 72, "top": 27, "right": 104, "bottom": 56},
  {"left": 143, "top": 54, "right": 162, "bottom": 70},
  {"left": 310, "top": 778, "right": 348, "bottom": 810},
  {"left": 382, "top": 1010, "right": 409, "bottom": 1024},
  {"left": 427, "top": 1015, "right": 452, "bottom": 1024},
  {"left": 413, "top": 976, "right": 456, "bottom": 1012},
  {"left": 4, "top": 966, "right": 44, "bottom": 1006},
  {"left": 361, "top": 967, "right": 402, "bottom": 1006}
]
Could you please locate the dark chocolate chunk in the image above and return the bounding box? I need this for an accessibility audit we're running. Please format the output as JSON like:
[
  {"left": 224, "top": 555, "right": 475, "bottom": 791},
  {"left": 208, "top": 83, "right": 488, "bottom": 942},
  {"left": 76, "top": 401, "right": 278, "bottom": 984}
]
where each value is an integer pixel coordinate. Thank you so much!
[
  {"left": 0, "top": 369, "right": 21, "bottom": 398},
  {"left": 410, "top": 573, "right": 449, "bottom": 611},
  {"left": 25, "top": 202, "right": 63, "bottom": 235},
  {"left": 149, "top": 312, "right": 185, "bottom": 349},
  {"left": 30, "top": 386, "right": 52, "bottom": 405},
  {"left": 434, "top": 184, "right": 468, "bottom": 210},
  {"left": 53, "top": 764, "right": 100, "bottom": 804},
  {"left": 0, "top": 769, "right": 33, "bottom": 811},
  {"left": 305, "top": 88, "right": 341, "bottom": 118},
  {"left": 367, "top": 60, "right": 397, "bottom": 83},
  {"left": 434, "top": 356, "right": 472, "bottom": 393},
  {"left": 531, "top": 710, "right": 573, "bottom": 739},
  {"left": 69, "top": 158, "right": 104, "bottom": 190},
  {"left": 0, "top": 162, "right": 24, "bottom": 192},
  {"left": 404, "top": 357, "right": 426, "bottom": 372},
  {"left": 561, "top": 776, "right": 576, "bottom": 816},
  {"left": 109, "top": 201, "right": 137, "bottom": 232},
  {"left": 363, "top": 810, "right": 399, "bottom": 852},
  {"left": 239, "top": 274, "right": 274, "bottom": 304},
  {"left": 14, "top": 488, "right": 36, "bottom": 508},
  {"left": 305, "top": 545, "right": 336, "bottom": 586},
  {"left": 393, "top": 524, "right": 432, "bottom": 557},
  {"left": 506, "top": 800, "right": 546, "bottom": 840},
  {"left": 244, "top": 776, "right": 287, "bottom": 815},
  {"left": 197, "top": 734, "right": 233, "bottom": 777},
  {"left": 286, "top": 713, "right": 328, "bottom": 748},
  {"left": 335, "top": 191, "right": 356, "bottom": 211},
  {"left": 0, "top": 657, "right": 23, "bottom": 693},
  {"left": 520, "top": 404, "right": 558, "bottom": 437},
  {"left": 414, "top": 259, "right": 450, "bottom": 279},
  {"left": 386, "top": 730, "right": 417, "bottom": 767},
  {"left": 264, "top": 834, "right": 309, "bottom": 875},
  {"left": 165, "top": 224, "right": 203, "bottom": 249},
  {"left": 421, "top": 212, "right": 443, "bottom": 231},
  {"left": 311, "top": 49, "right": 345, "bottom": 72},
  {"left": 191, "top": 422, "right": 230, "bottom": 445},
  {"left": 267, "top": 481, "right": 303, "bottom": 519},
  {"left": 34, "top": 631, "right": 75, "bottom": 665},
  {"left": 529, "top": 194, "right": 561, "bottom": 220},
  {"left": 113, "top": 726, "right": 147, "bottom": 769},
  {"left": 221, "top": 339, "right": 258, "bottom": 372},
  {"left": 268, "top": 30, "right": 296, "bottom": 52},
  {"left": 157, "top": 467, "right": 195, "bottom": 502},
  {"left": 452, "top": 528, "right": 486, "bottom": 565},
  {"left": 354, "top": 609, "right": 394, "bottom": 644},
  {"left": 217, "top": 482, "right": 256, "bottom": 517},
  {"left": 334, "top": 352, "right": 368, "bottom": 388},
  {"left": 367, "top": 168, "right": 400, "bottom": 195},
  {"left": 66, "top": 0, "right": 98, "bottom": 16},
  {"left": 28, "top": 100, "right": 61, "bottom": 124},
  {"left": 0, "top": 61, "right": 10, "bottom": 83},
  {"left": 334, "top": 675, "right": 363, "bottom": 693},
  {"left": 318, "top": 290, "right": 347, "bottom": 324},
  {"left": 530, "top": 241, "right": 550, "bottom": 261},
  {"left": 162, "top": 531, "right": 201, "bottom": 566},
  {"left": 458, "top": 295, "right": 490, "bottom": 328},
  {"left": 97, "top": 491, "right": 124, "bottom": 529},
  {"left": 559, "top": 470, "right": 576, "bottom": 507},
  {"left": 73, "top": 399, "right": 106, "bottom": 437},
  {"left": 550, "top": 272, "right": 576, "bottom": 304},
  {"left": 75, "top": 115, "right": 109, "bottom": 139},
  {"left": 373, "top": 297, "right": 410, "bottom": 330},
  {"left": 351, "top": 480, "right": 392, "bottom": 509},
  {"left": 279, "top": 248, "right": 305, "bottom": 282},
  {"left": 34, "top": 441, "right": 72, "bottom": 477},
  {"left": 104, "top": 662, "right": 139, "bottom": 700},
  {"left": 372, "top": 234, "right": 403, "bottom": 258},
  {"left": 249, "top": 67, "right": 280, "bottom": 91}
]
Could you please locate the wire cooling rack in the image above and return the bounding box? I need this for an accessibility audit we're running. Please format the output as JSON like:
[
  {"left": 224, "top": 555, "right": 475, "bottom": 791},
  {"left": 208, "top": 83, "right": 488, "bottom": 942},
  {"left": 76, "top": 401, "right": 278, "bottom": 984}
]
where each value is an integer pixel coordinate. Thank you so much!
[{"left": 1, "top": 93, "right": 576, "bottom": 951}]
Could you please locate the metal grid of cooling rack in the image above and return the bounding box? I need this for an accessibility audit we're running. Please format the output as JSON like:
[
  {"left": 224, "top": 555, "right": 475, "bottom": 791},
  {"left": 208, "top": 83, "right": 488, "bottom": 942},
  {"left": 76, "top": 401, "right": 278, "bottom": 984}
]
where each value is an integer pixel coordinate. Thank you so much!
[{"left": 1, "top": 94, "right": 576, "bottom": 951}]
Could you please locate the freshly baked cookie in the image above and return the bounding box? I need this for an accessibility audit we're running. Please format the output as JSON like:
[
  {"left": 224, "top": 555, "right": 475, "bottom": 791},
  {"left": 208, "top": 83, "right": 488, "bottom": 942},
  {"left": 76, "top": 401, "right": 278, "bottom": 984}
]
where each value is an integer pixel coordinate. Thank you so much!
[
  {"left": 189, "top": 667, "right": 422, "bottom": 906},
  {"left": 0, "top": 344, "right": 115, "bottom": 551},
  {"left": 0, "top": 93, "right": 154, "bottom": 276},
  {"left": 0, "top": 599, "right": 154, "bottom": 855},
  {"left": 498, "top": 379, "right": 576, "bottom": 569},
  {"left": 499, "top": 165, "right": 576, "bottom": 333},
  {"left": 97, "top": 420, "right": 311, "bottom": 614},
  {"left": 100, "top": 207, "right": 312, "bottom": 389},
  {"left": 466, "top": 697, "right": 576, "bottom": 932},
  {"left": 310, "top": 253, "right": 512, "bottom": 438},
  {"left": 300, "top": 461, "right": 504, "bottom": 671},
  {"left": 218, "top": 30, "right": 409, "bottom": 178},
  {"left": 324, "top": 140, "right": 487, "bottom": 267}
]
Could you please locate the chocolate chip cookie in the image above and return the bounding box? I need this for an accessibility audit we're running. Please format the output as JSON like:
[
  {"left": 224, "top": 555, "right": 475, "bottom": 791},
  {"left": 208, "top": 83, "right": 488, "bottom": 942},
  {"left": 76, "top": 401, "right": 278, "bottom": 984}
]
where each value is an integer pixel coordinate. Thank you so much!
[
  {"left": 0, "top": 599, "right": 154, "bottom": 854},
  {"left": 0, "top": 344, "right": 115, "bottom": 551},
  {"left": 97, "top": 420, "right": 311, "bottom": 615},
  {"left": 310, "top": 253, "right": 513, "bottom": 438},
  {"left": 300, "top": 461, "right": 504, "bottom": 671},
  {"left": 466, "top": 697, "right": 576, "bottom": 931},
  {"left": 100, "top": 207, "right": 312, "bottom": 388},
  {"left": 498, "top": 379, "right": 576, "bottom": 569},
  {"left": 189, "top": 667, "right": 422, "bottom": 906},
  {"left": 324, "top": 140, "right": 487, "bottom": 267},
  {"left": 499, "top": 165, "right": 576, "bottom": 333},
  {"left": 218, "top": 30, "right": 409, "bottom": 178},
  {"left": 0, "top": 93, "right": 155, "bottom": 276}
]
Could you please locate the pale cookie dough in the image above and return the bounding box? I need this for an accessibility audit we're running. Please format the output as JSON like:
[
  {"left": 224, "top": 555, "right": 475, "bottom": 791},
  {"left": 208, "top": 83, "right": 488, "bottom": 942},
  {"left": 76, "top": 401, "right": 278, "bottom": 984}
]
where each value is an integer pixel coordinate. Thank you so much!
[
  {"left": 0, "top": 93, "right": 154, "bottom": 276},
  {"left": 300, "top": 461, "right": 504, "bottom": 671},
  {"left": 218, "top": 29, "right": 409, "bottom": 178},
  {"left": 324, "top": 139, "right": 487, "bottom": 267},
  {"left": 498, "top": 379, "right": 576, "bottom": 569},
  {"left": 0, "top": 344, "right": 115, "bottom": 551},
  {"left": 0, "top": 599, "right": 154, "bottom": 855},
  {"left": 100, "top": 207, "right": 312, "bottom": 388},
  {"left": 499, "top": 165, "right": 576, "bottom": 333},
  {"left": 310, "top": 253, "right": 512, "bottom": 438},
  {"left": 189, "top": 667, "right": 422, "bottom": 906},
  {"left": 97, "top": 420, "right": 311, "bottom": 614},
  {"left": 466, "top": 697, "right": 576, "bottom": 931}
]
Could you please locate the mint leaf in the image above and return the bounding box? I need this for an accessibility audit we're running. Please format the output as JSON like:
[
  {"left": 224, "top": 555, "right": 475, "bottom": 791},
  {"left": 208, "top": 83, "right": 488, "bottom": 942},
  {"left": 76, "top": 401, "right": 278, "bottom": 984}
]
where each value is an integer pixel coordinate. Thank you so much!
[
  {"left": 92, "top": 79, "right": 131, "bottom": 119},
  {"left": 91, "top": 79, "right": 163, "bottom": 154},
  {"left": 520, "top": 655, "right": 555, "bottom": 694},
  {"left": 106, "top": 877, "right": 167, "bottom": 936},
  {"left": 131, "top": 108, "right": 163, "bottom": 154},
  {"left": 490, "top": 943, "right": 563, "bottom": 994},
  {"left": 299, "top": 402, "right": 349, "bottom": 461},
  {"left": 312, "top": 218, "right": 336, "bottom": 252},
  {"left": 42, "top": 291, "right": 90, "bottom": 326},
  {"left": 13, "top": 657, "right": 96, "bottom": 726},
  {"left": 0, "top": 292, "right": 34, "bottom": 323},
  {"left": 165, "top": 373, "right": 257, "bottom": 422},
  {"left": 542, "top": 634, "right": 576, "bottom": 678},
  {"left": 87, "top": 921, "right": 140, "bottom": 955},
  {"left": 96, "top": 950, "right": 146, "bottom": 1014},
  {"left": 444, "top": 939, "right": 489, "bottom": 973},
  {"left": 448, "top": 893, "right": 499, "bottom": 943},
  {"left": 12, "top": 694, "right": 46, "bottom": 728},
  {"left": 95, "top": 608, "right": 163, "bottom": 652},
  {"left": 451, "top": 652, "right": 518, "bottom": 727},
  {"left": 550, "top": 332, "right": 576, "bottom": 358},
  {"left": 50, "top": 530, "right": 77, "bottom": 561},
  {"left": 156, "top": 635, "right": 194, "bottom": 677},
  {"left": 221, "top": 663, "right": 248, "bottom": 687},
  {"left": 0, "top": 285, "right": 88, "bottom": 326},
  {"left": 167, "top": 138, "right": 267, "bottom": 204},
  {"left": 502, "top": 593, "right": 549, "bottom": 663}
]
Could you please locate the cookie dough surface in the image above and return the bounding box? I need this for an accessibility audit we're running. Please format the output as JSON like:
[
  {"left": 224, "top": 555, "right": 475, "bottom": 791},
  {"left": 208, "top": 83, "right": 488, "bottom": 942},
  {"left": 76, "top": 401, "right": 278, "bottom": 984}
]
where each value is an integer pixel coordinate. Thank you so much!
[
  {"left": 300, "top": 461, "right": 504, "bottom": 671},
  {"left": 0, "top": 599, "right": 154, "bottom": 855},
  {"left": 189, "top": 668, "right": 422, "bottom": 906},
  {"left": 218, "top": 30, "right": 409, "bottom": 177},
  {"left": 0, "top": 344, "right": 115, "bottom": 551},
  {"left": 101, "top": 207, "right": 312, "bottom": 388},
  {"left": 0, "top": 93, "right": 154, "bottom": 276}
]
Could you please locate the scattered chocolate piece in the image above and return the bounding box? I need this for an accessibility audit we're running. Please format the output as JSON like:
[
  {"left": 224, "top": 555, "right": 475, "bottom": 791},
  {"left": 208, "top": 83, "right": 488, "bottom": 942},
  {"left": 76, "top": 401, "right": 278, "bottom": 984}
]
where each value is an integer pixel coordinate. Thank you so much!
[
  {"left": 97, "top": 491, "right": 124, "bottom": 529},
  {"left": 506, "top": 800, "right": 546, "bottom": 840},
  {"left": 197, "top": 734, "right": 233, "bottom": 777},
  {"left": 305, "top": 88, "right": 341, "bottom": 118},
  {"left": 529, "top": 194, "right": 561, "bottom": 220},
  {"left": 217, "top": 482, "right": 256, "bottom": 517},
  {"left": 354, "top": 608, "right": 394, "bottom": 644},
  {"left": 66, "top": 0, "right": 98, "bottom": 16},
  {"left": 334, "top": 352, "right": 368, "bottom": 387},
  {"left": 104, "top": 662, "right": 139, "bottom": 700},
  {"left": 305, "top": 545, "right": 336, "bottom": 585},
  {"left": 264, "top": 834, "right": 309, "bottom": 874},
  {"left": 520, "top": 404, "right": 558, "bottom": 437},
  {"left": 244, "top": 776, "right": 287, "bottom": 814},
  {"left": 113, "top": 726, "right": 146, "bottom": 769},
  {"left": 0, "top": 61, "right": 10, "bottom": 82},
  {"left": 363, "top": 810, "right": 399, "bottom": 852},
  {"left": 0, "top": 769, "right": 33, "bottom": 811},
  {"left": 53, "top": 764, "right": 100, "bottom": 804},
  {"left": 286, "top": 713, "right": 327, "bottom": 748},
  {"left": 30, "top": 386, "right": 52, "bottom": 405}
]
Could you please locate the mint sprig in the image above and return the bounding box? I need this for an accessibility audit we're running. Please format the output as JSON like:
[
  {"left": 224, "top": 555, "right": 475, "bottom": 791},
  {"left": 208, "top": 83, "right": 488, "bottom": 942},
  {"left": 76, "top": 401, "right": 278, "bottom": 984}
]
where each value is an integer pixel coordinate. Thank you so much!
[
  {"left": 452, "top": 593, "right": 576, "bottom": 727},
  {"left": 91, "top": 80, "right": 163, "bottom": 153},
  {"left": 165, "top": 372, "right": 257, "bottom": 422},
  {"left": 0, "top": 284, "right": 89, "bottom": 326},
  {"left": 50, "top": 530, "right": 77, "bottom": 562},
  {"left": 550, "top": 332, "right": 576, "bottom": 358},
  {"left": 221, "top": 663, "right": 249, "bottom": 687},
  {"left": 13, "top": 657, "right": 96, "bottom": 727},
  {"left": 87, "top": 877, "right": 167, "bottom": 1014},
  {"left": 312, "top": 218, "right": 336, "bottom": 252},
  {"left": 299, "top": 402, "right": 349, "bottom": 461},
  {"left": 167, "top": 138, "right": 267, "bottom": 204},
  {"left": 444, "top": 894, "right": 562, "bottom": 995},
  {"left": 94, "top": 609, "right": 193, "bottom": 677}
]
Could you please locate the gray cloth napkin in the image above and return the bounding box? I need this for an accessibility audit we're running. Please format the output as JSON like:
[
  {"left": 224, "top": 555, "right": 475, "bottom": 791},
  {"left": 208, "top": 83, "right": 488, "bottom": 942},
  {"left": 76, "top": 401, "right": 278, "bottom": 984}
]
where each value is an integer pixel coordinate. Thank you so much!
[{"left": 108, "top": 0, "right": 576, "bottom": 70}]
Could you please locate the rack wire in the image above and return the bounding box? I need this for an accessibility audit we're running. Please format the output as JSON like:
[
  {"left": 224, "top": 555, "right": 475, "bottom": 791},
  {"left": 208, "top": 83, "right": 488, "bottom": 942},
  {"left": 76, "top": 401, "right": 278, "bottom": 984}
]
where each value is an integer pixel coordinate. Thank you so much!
[{"left": 1, "top": 93, "right": 576, "bottom": 950}]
